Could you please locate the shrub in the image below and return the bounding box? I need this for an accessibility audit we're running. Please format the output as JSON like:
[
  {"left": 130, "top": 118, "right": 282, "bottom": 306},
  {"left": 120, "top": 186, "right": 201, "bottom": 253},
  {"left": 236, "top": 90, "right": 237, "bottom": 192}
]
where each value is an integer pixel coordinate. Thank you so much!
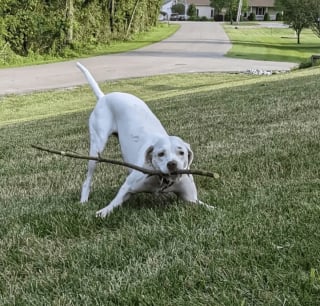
[
  {"left": 248, "top": 12, "right": 256, "bottom": 21},
  {"left": 276, "top": 12, "right": 283, "bottom": 21},
  {"left": 299, "top": 60, "right": 312, "bottom": 69},
  {"left": 264, "top": 13, "right": 270, "bottom": 21},
  {"left": 187, "top": 4, "right": 197, "bottom": 18},
  {"left": 214, "top": 14, "right": 224, "bottom": 22},
  {"left": 0, "top": 0, "right": 162, "bottom": 58},
  {"left": 171, "top": 3, "right": 185, "bottom": 15}
]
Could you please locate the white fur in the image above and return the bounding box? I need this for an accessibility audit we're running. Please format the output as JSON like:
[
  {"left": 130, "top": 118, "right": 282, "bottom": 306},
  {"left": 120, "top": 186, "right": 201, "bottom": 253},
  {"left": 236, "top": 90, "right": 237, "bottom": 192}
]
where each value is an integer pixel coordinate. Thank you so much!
[{"left": 77, "top": 62, "right": 209, "bottom": 217}]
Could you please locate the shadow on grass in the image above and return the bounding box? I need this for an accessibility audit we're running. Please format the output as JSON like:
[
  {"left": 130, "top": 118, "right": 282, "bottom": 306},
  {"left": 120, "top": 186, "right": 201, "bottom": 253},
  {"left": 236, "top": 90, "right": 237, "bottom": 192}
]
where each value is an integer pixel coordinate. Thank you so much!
[{"left": 13, "top": 191, "right": 198, "bottom": 239}]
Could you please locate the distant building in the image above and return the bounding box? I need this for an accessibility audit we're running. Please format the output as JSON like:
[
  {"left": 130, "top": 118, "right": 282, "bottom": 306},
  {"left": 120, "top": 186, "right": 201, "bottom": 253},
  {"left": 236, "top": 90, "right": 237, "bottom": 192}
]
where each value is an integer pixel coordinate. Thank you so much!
[
  {"left": 161, "top": 0, "right": 280, "bottom": 21},
  {"left": 161, "top": 0, "right": 214, "bottom": 20},
  {"left": 247, "top": 0, "right": 279, "bottom": 21},
  {"left": 187, "top": 0, "right": 213, "bottom": 19}
]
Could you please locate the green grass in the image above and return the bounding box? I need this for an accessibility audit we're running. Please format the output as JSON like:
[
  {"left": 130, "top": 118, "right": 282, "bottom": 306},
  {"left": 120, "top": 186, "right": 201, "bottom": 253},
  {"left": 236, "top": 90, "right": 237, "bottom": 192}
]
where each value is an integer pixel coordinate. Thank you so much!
[
  {"left": 0, "top": 73, "right": 258, "bottom": 126},
  {"left": 1, "top": 68, "right": 320, "bottom": 304},
  {"left": 0, "top": 23, "right": 179, "bottom": 68},
  {"left": 224, "top": 24, "right": 320, "bottom": 63}
]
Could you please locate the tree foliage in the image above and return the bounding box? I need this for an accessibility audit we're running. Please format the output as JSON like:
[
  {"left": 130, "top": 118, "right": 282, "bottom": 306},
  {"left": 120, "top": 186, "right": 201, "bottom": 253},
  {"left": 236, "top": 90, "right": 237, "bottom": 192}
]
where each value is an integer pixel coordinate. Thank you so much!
[
  {"left": 187, "top": 4, "right": 197, "bottom": 18},
  {"left": 309, "top": 0, "right": 320, "bottom": 38},
  {"left": 0, "top": 0, "right": 162, "bottom": 57},
  {"left": 171, "top": 3, "right": 185, "bottom": 15},
  {"left": 275, "top": 0, "right": 314, "bottom": 44},
  {"left": 210, "top": 0, "right": 248, "bottom": 23}
]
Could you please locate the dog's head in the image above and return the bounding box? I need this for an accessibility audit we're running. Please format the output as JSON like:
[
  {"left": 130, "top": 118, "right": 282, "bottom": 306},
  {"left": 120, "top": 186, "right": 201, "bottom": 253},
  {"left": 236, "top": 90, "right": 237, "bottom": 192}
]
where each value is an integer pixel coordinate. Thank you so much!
[{"left": 145, "top": 136, "right": 193, "bottom": 175}]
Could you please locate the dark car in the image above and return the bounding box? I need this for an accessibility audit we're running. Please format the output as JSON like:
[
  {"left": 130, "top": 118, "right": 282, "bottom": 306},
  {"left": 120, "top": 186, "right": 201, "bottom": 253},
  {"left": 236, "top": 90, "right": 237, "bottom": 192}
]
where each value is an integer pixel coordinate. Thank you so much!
[{"left": 170, "top": 13, "right": 179, "bottom": 21}]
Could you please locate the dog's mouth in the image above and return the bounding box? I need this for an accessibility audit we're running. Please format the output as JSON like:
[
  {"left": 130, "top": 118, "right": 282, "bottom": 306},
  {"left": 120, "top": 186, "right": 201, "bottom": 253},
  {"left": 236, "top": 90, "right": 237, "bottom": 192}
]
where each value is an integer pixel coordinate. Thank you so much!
[
  {"left": 162, "top": 172, "right": 182, "bottom": 182},
  {"left": 158, "top": 174, "right": 181, "bottom": 191}
]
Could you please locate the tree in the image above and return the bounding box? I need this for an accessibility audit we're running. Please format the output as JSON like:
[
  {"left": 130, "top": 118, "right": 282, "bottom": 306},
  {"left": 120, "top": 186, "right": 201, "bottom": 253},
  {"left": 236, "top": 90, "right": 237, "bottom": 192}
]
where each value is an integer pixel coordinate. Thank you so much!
[
  {"left": 66, "top": 0, "right": 74, "bottom": 44},
  {"left": 310, "top": 0, "right": 320, "bottom": 38},
  {"left": 275, "top": 0, "right": 313, "bottom": 44},
  {"left": 210, "top": 0, "right": 224, "bottom": 15},
  {"left": 187, "top": 3, "right": 197, "bottom": 18},
  {"left": 210, "top": 0, "right": 247, "bottom": 23},
  {"left": 0, "top": 0, "right": 163, "bottom": 58},
  {"left": 171, "top": 3, "right": 185, "bottom": 15}
]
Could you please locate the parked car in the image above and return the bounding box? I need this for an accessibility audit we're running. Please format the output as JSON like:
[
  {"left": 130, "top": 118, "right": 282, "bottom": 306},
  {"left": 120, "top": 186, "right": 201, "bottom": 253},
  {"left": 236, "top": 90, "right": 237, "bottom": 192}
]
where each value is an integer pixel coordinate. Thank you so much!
[{"left": 170, "top": 13, "right": 179, "bottom": 21}]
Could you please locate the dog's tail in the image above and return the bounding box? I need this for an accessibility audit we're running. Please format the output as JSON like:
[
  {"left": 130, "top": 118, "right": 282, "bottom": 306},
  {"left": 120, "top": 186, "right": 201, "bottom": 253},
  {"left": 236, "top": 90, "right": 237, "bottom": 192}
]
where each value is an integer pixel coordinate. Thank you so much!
[{"left": 76, "top": 62, "right": 104, "bottom": 100}]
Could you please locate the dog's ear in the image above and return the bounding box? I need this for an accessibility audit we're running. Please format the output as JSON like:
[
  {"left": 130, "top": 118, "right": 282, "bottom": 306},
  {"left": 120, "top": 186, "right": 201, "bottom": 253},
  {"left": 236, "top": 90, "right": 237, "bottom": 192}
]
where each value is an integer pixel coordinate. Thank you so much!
[
  {"left": 145, "top": 146, "right": 154, "bottom": 167},
  {"left": 184, "top": 142, "right": 194, "bottom": 168}
]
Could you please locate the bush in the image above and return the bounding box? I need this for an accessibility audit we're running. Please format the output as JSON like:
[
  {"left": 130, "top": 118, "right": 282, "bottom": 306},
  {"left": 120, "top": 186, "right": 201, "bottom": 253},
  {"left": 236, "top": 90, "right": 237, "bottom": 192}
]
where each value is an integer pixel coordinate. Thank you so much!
[
  {"left": 0, "top": 0, "right": 162, "bottom": 58},
  {"left": 188, "top": 16, "right": 200, "bottom": 21},
  {"left": 0, "top": 40, "right": 21, "bottom": 65},
  {"left": 276, "top": 12, "right": 283, "bottom": 21},
  {"left": 248, "top": 12, "right": 256, "bottom": 21},
  {"left": 224, "top": 13, "right": 232, "bottom": 22},
  {"left": 214, "top": 14, "right": 224, "bottom": 22},
  {"left": 299, "top": 60, "right": 312, "bottom": 69},
  {"left": 187, "top": 3, "right": 197, "bottom": 18},
  {"left": 171, "top": 3, "right": 185, "bottom": 15},
  {"left": 264, "top": 13, "right": 270, "bottom": 21}
]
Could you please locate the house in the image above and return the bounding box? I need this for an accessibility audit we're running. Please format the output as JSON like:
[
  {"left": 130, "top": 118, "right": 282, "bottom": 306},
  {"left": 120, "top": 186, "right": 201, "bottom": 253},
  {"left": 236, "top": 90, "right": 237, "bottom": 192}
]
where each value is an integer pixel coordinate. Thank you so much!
[
  {"left": 161, "top": 0, "right": 214, "bottom": 20},
  {"left": 161, "top": 0, "right": 174, "bottom": 18},
  {"left": 247, "top": 0, "right": 279, "bottom": 21},
  {"left": 186, "top": 0, "right": 213, "bottom": 19}
]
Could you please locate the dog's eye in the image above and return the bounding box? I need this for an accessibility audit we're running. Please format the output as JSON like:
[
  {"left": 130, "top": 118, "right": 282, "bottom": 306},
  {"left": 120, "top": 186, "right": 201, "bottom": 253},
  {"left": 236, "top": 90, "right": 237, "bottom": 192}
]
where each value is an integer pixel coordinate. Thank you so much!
[
  {"left": 179, "top": 151, "right": 185, "bottom": 156},
  {"left": 158, "top": 152, "right": 165, "bottom": 157}
]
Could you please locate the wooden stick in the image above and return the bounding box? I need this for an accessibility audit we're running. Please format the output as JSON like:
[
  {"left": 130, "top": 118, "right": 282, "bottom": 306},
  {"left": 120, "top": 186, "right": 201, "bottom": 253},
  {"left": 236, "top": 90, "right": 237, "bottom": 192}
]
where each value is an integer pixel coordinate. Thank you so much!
[{"left": 31, "top": 144, "right": 219, "bottom": 179}]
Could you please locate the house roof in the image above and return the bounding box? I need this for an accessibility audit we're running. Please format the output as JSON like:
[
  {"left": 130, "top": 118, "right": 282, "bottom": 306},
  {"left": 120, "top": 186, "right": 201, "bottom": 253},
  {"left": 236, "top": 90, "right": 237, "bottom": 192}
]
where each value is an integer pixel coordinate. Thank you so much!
[
  {"left": 186, "top": 0, "right": 211, "bottom": 6},
  {"left": 248, "top": 0, "right": 275, "bottom": 7}
]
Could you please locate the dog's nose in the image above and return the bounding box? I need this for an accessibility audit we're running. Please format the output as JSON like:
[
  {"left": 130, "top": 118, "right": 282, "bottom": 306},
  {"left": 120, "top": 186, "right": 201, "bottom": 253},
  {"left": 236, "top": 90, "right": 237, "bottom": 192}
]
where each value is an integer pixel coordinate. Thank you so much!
[{"left": 167, "top": 161, "right": 178, "bottom": 172}]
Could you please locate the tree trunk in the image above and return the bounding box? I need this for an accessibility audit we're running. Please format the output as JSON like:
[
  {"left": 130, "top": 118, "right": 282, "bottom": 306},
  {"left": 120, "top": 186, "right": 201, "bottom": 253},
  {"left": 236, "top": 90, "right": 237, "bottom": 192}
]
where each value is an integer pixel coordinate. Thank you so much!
[
  {"left": 126, "top": 0, "right": 140, "bottom": 37},
  {"left": 296, "top": 30, "right": 301, "bottom": 44},
  {"left": 110, "top": 0, "right": 115, "bottom": 33},
  {"left": 66, "top": 0, "right": 74, "bottom": 44}
]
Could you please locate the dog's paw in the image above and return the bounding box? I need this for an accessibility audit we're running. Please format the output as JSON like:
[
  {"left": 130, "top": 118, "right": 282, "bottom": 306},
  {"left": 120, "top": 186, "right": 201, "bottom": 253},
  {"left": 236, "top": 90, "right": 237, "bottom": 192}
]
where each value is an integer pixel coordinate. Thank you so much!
[
  {"left": 204, "top": 204, "right": 215, "bottom": 211},
  {"left": 198, "top": 200, "right": 215, "bottom": 210},
  {"left": 96, "top": 207, "right": 112, "bottom": 218},
  {"left": 80, "top": 195, "right": 89, "bottom": 203}
]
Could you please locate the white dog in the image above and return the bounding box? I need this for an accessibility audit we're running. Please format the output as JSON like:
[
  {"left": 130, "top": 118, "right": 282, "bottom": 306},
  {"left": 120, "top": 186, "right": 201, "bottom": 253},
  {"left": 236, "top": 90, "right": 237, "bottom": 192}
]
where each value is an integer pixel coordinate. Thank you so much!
[{"left": 77, "top": 62, "right": 208, "bottom": 217}]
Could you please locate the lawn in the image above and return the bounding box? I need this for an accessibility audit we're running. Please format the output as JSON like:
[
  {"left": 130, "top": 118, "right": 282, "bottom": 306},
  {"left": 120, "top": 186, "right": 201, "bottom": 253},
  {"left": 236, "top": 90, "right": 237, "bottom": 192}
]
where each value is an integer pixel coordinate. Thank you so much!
[
  {"left": 0, "top": 67, "right": 320, "bottom": 305},
  {"left": 224, "top": 24, "right": 320, "bottom": 63}
]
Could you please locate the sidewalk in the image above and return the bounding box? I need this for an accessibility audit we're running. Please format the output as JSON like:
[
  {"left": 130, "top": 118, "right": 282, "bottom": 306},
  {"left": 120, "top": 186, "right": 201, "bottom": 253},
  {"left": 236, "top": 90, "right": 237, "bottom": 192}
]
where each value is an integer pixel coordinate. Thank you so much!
[{"left": 0, "top": 22, "right": 297, "bottom": 96}]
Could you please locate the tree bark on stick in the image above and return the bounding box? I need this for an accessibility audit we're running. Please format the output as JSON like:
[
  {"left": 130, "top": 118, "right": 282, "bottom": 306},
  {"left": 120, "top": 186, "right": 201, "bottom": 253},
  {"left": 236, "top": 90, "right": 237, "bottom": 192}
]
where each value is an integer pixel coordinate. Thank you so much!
[{"left": 31, "top": 144, "right": 219, "bottom": 179}]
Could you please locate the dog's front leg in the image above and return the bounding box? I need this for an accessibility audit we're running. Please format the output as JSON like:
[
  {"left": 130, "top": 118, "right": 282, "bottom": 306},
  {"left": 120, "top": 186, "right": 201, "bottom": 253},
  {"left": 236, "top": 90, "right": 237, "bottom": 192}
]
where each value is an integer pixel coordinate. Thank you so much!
[
  {"left": 175, "top": 175, "right": 215, "bottom": 210},
  {"left": 96, "top": 182, "right": 131, "bottom": 218},
  {"left": 96, "top": 172, "right": 146, "bottom": 218}
]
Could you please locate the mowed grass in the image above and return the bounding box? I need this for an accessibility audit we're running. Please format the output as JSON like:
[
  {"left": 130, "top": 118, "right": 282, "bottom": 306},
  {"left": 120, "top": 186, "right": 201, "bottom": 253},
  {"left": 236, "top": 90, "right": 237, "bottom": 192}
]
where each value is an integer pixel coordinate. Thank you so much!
[
  {"left": 224, "top": 24, "right": 320, "bottom": 63},
  {"left": 1, "top": 68, "right": 320, "bottom": 305}
]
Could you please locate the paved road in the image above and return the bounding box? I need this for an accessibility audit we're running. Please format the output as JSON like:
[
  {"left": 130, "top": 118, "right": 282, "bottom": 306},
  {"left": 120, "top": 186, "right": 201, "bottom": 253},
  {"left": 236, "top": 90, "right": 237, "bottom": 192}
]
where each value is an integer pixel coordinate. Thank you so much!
[{"left": 0, "top": 22, "right": 297, "bottom": 96}]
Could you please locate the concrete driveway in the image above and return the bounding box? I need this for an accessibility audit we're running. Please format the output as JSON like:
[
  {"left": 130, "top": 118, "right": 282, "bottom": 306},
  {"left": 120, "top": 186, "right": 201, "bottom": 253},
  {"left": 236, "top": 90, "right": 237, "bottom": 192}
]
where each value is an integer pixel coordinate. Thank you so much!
[{"left": 0, "top": 22, "right": 297, "bottom": 96}]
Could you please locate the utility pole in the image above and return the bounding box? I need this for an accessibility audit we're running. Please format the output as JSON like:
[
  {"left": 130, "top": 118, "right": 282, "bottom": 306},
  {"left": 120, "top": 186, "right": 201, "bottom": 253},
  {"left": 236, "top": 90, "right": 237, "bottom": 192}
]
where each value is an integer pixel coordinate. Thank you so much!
[{"left": 236, "top": 0, "right": 242, "bottom": 24}]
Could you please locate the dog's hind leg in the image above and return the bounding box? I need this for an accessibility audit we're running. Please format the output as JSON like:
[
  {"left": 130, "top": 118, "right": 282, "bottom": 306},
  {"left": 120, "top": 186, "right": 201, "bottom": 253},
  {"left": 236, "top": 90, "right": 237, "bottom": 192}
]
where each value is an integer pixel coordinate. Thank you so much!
[{"left": 80, "top": 108, "right": 114, "bottom": 203}]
